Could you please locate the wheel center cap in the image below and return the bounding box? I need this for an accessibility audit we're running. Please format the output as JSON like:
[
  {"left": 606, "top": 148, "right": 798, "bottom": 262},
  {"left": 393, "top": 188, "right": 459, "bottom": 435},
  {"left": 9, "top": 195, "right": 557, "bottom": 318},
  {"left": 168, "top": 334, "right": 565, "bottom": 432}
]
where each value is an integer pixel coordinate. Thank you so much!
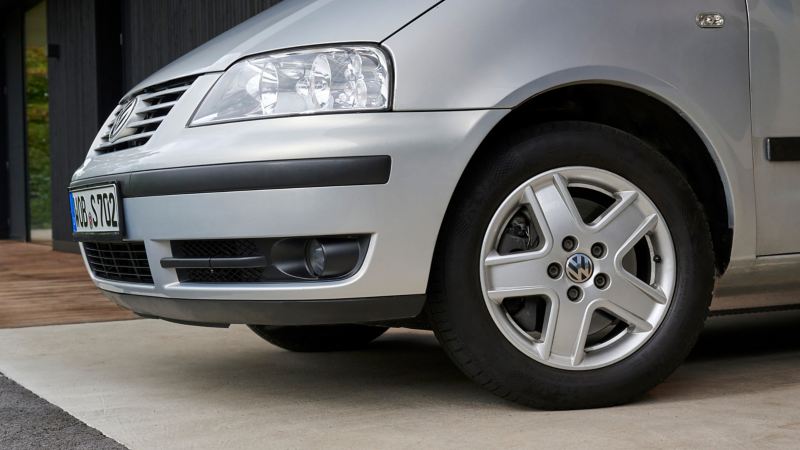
[{"left": 565, "top": 253, "right": 593, "bottom": 283}]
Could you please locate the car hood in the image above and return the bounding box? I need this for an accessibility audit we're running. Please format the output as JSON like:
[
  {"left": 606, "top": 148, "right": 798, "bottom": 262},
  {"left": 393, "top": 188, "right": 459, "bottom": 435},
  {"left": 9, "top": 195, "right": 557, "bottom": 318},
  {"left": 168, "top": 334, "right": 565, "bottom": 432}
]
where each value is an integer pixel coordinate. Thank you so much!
[{"left": 128, "top": 0, "right": 440, "bottom": 95}]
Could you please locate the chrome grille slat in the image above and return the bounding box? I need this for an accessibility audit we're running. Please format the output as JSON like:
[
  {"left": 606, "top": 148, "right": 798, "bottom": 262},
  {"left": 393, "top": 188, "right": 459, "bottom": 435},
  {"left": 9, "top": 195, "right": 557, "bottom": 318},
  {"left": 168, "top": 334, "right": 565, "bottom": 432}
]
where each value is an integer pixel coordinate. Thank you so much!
[
  {"left": 138, "top": 85, "right": 191, "bottom": 102},
  {"left": 138, "top": 101, "right": 178, "bottom": 113},
  {"left": 126, "top": 117, "right": 165, "bottom": 128},
  {"left": 95, "top": 132, "right": 155, "bottom": 153},
  {"left": 94, "top": 76, "right": 196, "bottom": 154}
]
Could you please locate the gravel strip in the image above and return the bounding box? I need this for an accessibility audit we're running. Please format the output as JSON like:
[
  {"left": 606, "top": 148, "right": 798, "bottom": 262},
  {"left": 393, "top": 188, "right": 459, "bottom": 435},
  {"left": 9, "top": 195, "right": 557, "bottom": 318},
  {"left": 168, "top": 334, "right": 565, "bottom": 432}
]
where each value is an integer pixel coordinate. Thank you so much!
[{"left": 0, "top": 373, "right": 126, "bottom": 450}]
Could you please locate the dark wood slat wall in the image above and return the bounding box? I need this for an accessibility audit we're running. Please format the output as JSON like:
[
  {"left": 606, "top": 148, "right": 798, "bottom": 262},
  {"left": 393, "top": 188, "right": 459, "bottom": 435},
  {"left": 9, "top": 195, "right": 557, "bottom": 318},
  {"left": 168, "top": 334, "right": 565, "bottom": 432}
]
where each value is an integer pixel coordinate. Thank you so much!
[
  {"left": 0, "top": 35, "right": 7, "bottom": 238},
  {"left": 48, "top": 0, "right": 102, "bottom": 251},
  {"left": 3, "top": 8, "right": 29, "bottom": 241},
  {"left": 122, "top": 0, "right": 281, "bottom": 89},
  {"left": 95, "top": 0, "right": 124, "bottom": 127},
  {"left": 0, "top": 13, "right": 14, "bottom": 239}
]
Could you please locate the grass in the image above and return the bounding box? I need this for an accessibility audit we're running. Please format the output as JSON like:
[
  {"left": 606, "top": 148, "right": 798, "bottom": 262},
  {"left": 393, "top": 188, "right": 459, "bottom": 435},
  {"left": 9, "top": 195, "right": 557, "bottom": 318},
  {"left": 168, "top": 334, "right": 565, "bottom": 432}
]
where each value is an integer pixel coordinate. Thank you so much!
[{"left": 26, "top": 47, "right": 51, "bottom": 230}]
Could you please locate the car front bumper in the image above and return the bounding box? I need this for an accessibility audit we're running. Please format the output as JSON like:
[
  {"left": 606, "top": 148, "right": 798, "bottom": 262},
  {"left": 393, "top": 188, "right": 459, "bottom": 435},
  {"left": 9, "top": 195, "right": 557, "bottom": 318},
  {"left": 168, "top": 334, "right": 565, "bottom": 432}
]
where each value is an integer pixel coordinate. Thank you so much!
[{"left": 71, "top": 96, "right": 506, "bottom": 324}]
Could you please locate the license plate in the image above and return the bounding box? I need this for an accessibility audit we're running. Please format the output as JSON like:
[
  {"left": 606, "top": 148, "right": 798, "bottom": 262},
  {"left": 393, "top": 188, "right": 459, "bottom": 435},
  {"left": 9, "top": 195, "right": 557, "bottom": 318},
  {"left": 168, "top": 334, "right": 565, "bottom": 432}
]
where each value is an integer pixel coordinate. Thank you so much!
[{"left": 69, "top": 184, "right": 122, "bottom": 239}]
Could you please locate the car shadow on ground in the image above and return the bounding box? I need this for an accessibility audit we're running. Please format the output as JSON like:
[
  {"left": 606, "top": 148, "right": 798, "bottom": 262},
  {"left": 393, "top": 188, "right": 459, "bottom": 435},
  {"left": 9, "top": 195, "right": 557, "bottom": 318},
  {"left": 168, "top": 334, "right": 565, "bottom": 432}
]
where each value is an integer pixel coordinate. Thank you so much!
[
  {"left": 689, "top": 309, "right": 800, "bottom": 360},
  {"left": 139, "top": 309, "right": 800, "bottom": 410},
  {"left": 144, "top": 327, "right": 514, "bottom": 409},
  {"left": 645, "top": 309, "right": 800, "bottom": 404}
]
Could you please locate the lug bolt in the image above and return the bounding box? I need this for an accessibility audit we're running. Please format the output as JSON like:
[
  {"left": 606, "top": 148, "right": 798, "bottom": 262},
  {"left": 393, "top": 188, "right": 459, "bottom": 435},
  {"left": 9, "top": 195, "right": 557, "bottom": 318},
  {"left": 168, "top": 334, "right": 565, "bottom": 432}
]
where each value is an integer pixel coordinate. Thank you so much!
[
  {"left": 567, "top": 286, "right": 582, "bottom": 301},
  {"left": 547, "top": 263, "right": 562, "bottom": 279},
  {"left": 562, "top": 236, "right": 577, "bottom": 252},
  {"left": 594, "top": 273, "right": 609, "bottom": 289},
  {"left": 653, "top": 255, "right": 662, "bottom": 263},
  {"left": 591, "top": 242, "right": 606, "bottom": 258}
]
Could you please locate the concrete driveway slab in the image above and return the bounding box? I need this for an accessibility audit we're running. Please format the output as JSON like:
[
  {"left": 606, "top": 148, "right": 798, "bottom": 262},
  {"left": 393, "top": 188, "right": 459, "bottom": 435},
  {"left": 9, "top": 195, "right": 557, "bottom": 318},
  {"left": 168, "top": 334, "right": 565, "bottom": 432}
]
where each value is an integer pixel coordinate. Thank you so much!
[{"left": 0, "top": 312, "right": 799, "bottom": 449}]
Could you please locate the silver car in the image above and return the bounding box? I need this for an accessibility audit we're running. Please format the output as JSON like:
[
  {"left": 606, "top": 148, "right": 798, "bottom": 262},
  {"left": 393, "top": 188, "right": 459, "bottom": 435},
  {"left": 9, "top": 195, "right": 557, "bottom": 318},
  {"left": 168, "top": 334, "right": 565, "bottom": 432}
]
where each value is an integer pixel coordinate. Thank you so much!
[{"left": 69, "top": 0, "right": 800, "bottom": 409}]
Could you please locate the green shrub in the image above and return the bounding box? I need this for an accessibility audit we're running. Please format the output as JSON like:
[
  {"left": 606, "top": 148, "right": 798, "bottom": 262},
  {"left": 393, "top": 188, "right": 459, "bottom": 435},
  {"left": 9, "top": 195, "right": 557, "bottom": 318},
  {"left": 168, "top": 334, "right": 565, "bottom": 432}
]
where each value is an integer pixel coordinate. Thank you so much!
[{"left": 26, "top": 46, "right": 51, "bottom": 229}]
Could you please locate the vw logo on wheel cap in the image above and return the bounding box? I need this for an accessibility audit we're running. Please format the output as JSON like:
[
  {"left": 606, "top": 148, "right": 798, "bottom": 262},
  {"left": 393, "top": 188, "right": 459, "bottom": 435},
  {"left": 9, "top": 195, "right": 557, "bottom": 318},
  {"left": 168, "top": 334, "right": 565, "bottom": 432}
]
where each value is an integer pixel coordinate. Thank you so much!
[{"left": 566, "top": 253, "right": 593, "bottom": 283}]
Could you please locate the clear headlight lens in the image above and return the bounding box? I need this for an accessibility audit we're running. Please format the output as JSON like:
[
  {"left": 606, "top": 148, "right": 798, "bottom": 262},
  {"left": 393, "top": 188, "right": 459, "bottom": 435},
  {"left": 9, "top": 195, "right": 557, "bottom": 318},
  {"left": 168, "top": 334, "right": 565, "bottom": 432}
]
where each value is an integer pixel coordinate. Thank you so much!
[{"left": 190, "top": 45, "right": 390, "bottom": 125}]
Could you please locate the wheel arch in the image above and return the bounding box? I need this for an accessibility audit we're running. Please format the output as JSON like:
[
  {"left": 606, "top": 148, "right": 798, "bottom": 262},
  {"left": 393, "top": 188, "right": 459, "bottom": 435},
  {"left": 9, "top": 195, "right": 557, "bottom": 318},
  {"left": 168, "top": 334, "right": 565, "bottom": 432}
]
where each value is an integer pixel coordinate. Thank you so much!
[{"left": 434, "top": 82, "right": 734, "bottom": 277}]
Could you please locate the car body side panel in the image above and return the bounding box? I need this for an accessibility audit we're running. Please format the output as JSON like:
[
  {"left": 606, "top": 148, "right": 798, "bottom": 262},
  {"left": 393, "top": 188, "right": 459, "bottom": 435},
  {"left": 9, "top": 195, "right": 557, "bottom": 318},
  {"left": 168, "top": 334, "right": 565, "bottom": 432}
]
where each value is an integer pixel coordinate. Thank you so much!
[{"left": 385, "top": 0, "right": 756, "bottom": 276}]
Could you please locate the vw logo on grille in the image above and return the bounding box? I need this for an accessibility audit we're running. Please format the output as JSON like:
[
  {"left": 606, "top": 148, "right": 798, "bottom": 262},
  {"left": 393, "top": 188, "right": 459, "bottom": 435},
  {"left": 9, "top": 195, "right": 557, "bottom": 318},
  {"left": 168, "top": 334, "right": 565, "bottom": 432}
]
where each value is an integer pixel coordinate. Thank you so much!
[
  {"left": 565, "top": 253, "right": 593, "bottom": 283},
  {"left": 109, "top": 98, "right": 137, "bottom": 143}
]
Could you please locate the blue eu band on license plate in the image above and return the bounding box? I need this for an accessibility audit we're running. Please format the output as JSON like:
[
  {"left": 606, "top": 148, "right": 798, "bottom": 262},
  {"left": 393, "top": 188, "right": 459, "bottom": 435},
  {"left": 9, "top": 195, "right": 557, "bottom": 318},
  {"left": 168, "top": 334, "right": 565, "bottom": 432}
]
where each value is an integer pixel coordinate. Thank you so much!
[{"left": 69, "top": 193, "right": 77, "bottom": 232}]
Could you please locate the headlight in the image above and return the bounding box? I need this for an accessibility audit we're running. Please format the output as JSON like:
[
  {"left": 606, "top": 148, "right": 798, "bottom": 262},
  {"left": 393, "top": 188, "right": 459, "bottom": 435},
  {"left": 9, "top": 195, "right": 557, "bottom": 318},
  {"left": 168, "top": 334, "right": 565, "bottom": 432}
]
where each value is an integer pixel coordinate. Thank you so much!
[{"left": 190, "top": 45, "right": 391, "bottom": 125}]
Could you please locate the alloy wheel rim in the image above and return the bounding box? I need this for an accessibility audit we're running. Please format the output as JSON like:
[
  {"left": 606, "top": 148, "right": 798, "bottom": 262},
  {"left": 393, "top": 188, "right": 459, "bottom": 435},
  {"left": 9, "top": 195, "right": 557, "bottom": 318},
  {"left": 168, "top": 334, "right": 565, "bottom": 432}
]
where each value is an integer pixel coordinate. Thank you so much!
[{"left": 479, "top": 167, "right": 676, "bottom": 370}]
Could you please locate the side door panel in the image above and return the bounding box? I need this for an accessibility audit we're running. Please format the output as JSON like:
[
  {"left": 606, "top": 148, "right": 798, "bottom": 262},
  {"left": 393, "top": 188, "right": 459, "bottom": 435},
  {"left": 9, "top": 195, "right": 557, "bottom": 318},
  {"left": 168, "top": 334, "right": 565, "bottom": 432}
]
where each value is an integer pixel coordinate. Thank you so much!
[{"left": 748, "top": 0, "right": 800, "bottom": 255}]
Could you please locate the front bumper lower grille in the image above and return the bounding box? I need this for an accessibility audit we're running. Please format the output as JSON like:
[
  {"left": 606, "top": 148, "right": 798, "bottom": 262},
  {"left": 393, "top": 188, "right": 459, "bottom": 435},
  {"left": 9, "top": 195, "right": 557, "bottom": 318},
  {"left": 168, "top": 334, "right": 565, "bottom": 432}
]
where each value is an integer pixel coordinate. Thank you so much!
[
  {"left": 168, "top": 237, "right": 368, "bottom": 284},
  {"left": 83, "top": 242, "right": 154, "bottom": 284},
  {"left": 172, "top": 239, "right": 266, "bottom": 283}
]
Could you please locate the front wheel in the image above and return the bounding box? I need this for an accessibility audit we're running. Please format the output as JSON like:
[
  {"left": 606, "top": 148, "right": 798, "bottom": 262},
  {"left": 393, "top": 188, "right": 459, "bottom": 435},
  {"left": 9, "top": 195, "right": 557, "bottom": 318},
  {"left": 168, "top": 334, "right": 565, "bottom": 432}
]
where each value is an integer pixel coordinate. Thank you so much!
[{"left": 428, "top": 122, "right": 715, "bottom": 409}]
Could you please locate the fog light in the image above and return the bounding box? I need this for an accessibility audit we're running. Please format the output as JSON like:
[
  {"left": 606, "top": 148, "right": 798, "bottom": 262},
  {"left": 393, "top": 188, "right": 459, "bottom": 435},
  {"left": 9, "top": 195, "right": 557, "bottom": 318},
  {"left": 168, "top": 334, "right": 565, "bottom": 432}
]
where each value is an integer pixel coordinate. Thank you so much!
[
  {"left": 305, "top": 239, "right": 327, "bottom": 277},
  {"left": 296, "top": 238, "right": 362, "bottom": 279}
]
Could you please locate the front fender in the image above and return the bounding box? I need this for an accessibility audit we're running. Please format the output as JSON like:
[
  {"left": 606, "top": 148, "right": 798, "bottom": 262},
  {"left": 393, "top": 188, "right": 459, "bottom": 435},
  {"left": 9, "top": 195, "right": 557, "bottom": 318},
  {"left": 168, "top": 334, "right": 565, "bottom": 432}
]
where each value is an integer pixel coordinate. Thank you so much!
[{"left": 384, "top": 0, "right": 755, "bottom": 269}]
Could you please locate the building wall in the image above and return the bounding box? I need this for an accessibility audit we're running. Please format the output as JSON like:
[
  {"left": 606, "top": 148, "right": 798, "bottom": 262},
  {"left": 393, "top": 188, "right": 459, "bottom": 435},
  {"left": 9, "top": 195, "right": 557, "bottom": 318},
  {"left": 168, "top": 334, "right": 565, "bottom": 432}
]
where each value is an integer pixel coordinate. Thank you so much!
[
  {"left": 0, "top": 32, "right": 8, "bottom": 238},
  {"left": 2, "top": 8, "right": 28, "bottom": 240},
  {"left": 48, "top": 0, "right": 102, "bottom": 251},
  {"left": 122, "top": 0, "right": 281, "bottom": 89}
]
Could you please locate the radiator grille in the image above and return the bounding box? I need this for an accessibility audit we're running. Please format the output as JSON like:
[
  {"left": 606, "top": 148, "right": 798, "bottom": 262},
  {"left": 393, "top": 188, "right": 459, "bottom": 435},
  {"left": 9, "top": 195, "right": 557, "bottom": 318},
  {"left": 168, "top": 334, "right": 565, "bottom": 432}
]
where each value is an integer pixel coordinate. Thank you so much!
[
  {"left": 83, "top": 242, "right": 153, "bottom": 284},
  {"left": 95, "top": 76, "right": 196, "bottom": 154}
]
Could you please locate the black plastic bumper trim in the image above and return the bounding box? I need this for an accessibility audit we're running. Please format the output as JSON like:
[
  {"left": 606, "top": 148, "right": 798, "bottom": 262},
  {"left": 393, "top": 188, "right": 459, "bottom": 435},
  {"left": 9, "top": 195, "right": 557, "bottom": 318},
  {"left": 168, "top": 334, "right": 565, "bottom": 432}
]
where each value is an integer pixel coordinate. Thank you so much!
[
  {"left": 766, "top": 137, "right": 800, "bottom": 161},
  {"left": 69, "top": 156, "right": 391, "bottom": 198},
  {"left": 102, "top": 291, "right": 427, "bottom": 326},
  {"left": 160, "top": 256, "right": 267, "bottom": 269}
]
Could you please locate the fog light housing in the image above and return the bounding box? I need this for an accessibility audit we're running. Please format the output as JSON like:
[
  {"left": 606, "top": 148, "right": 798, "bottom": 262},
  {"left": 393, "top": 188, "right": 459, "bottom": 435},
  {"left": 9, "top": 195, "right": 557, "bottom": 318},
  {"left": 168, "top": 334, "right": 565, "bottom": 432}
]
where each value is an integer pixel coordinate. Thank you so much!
[{"left": 272, "top": 236, "right": 364, "bottom": 280}]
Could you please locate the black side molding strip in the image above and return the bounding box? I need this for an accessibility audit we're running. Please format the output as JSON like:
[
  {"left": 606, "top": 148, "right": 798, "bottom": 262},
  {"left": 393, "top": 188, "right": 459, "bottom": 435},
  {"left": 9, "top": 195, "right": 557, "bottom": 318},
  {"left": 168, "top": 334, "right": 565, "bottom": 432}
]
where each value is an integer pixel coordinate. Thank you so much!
[
  {"left": 766, "top": 138, "right": 800, "bottom": 161},
  {"left": 70, "top": 156, "right": 391, "bottom": 197}
]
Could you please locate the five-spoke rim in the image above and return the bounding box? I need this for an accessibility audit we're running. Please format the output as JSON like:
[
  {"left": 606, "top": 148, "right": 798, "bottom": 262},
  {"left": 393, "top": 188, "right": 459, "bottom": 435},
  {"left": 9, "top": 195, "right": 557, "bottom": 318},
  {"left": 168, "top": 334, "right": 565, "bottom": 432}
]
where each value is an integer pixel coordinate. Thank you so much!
[{"left": 479, "top": 167, "right": 676, "bottom": 370}]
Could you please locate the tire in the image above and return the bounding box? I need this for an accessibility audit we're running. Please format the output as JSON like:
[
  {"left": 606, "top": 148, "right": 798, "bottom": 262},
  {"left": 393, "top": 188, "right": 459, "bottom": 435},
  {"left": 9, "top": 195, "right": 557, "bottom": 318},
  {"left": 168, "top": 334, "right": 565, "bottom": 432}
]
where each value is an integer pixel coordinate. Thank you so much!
[
  {"left": 248, "top": 324, "right": 388, "bottom": 352},
  {"left": 427, "top": 121, "right": 715, "bottom": 409}
]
